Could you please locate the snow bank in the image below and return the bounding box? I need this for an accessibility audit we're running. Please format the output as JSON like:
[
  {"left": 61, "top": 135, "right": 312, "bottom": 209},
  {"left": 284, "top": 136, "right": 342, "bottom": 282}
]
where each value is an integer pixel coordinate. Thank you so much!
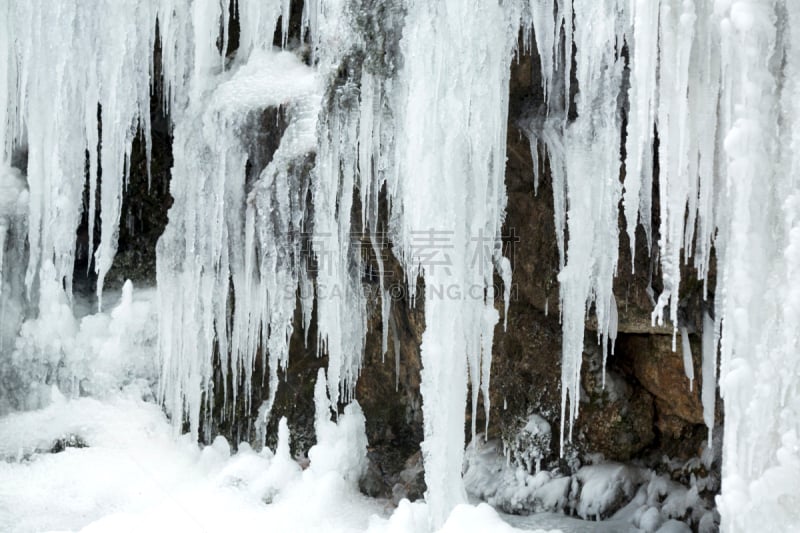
[
  {"left": 0, "top": 383, "right": 561, "bottom": 533},
  {"left": 463, "top": 436, "right": 717, "bottom": 532}
]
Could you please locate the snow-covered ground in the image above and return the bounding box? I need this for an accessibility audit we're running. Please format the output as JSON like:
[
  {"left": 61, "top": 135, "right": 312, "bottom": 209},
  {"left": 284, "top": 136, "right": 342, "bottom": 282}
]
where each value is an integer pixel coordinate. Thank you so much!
[
  {"left": 0, "top": 387, "right": 557, "bottom": 533},
  {"left": 0, "top": 284, "right": 549, "bottom": 533},
  {"left": 1, "top": 389, "right": 699, "bottom": 533}
]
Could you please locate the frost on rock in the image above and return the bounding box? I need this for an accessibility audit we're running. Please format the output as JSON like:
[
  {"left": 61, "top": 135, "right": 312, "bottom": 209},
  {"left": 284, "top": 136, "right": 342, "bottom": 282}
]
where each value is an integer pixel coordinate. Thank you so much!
[{"left": 464, "top": 437, "right": 717, "bottom": 529}]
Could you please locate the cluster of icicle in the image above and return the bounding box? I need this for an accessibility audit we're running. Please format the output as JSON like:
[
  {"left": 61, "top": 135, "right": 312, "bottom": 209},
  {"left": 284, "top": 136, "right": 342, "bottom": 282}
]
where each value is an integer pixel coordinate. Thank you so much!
[
  {"left": 2, "top": 0, "right": 800, "bottom": 531},
  {"left": 0, "top": 0, "right": 518, "bottom": 526},
  {"left": 522, "top": 1, "right": 800, "bottom": 532}
]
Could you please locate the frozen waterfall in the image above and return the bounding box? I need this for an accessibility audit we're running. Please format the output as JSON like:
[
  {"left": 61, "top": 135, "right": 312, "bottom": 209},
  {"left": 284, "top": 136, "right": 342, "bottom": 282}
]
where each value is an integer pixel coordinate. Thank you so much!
[{"left": 1, "top": 0, "right": 800, "bottom": 531}]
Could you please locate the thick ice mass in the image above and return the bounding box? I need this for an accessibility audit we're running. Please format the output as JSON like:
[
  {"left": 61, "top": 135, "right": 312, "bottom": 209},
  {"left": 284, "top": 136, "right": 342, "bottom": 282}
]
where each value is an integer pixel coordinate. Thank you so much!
[{"left": 390, "top": 0, "right": 522, "bottom": 525}]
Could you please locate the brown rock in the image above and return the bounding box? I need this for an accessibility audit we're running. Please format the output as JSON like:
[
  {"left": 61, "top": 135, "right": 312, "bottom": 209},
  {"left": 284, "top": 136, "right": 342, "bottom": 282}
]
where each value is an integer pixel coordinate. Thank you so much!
[
  {"left": 622, "top": 334, "right": 704, "bottom": 427},
  {"left": 574, "top": 341, "right": 656, "bottom": 461}
]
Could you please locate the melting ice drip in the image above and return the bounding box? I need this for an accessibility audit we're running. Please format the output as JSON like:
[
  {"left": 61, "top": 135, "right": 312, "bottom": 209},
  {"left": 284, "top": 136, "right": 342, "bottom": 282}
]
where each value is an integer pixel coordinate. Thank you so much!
[{"left": 2, "top": 0, "right": 800, "bottom": 531}]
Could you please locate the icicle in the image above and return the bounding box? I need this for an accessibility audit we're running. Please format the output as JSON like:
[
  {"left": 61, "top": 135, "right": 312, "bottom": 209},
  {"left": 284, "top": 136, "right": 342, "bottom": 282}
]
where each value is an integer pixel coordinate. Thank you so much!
[
  {"left": 687, "top": 1, "right": 722, "bottom": 287},
  {"left": 0, "top": 4, "right": 11, "bottom": 165},
  {"left": 360, "top": 71, "right": 392, "bottom": 361},
  {"left": 391, "top": 317, "right": 400, "bottom": 392},
  {"left": 528, "top": 0, "right": 558, "bottom": 104},
  {"left": 651, "top": 0, "right": 696, "bottom": 334},
  {"left": 623, "top": 0, "right": 659, "bottom": 260},
  {"left": 608, "top": 292, "right": 618, "bottom": 355},
  {"left": 521, "top": 116, "right": 567, "bottom": 272},
  {"left": 558, "top": 0, "right": 575, "bottom": 116},
  {"left": 1, "top": 1, "right": 155, "bottom": 306},
  {"left": 701, "top": 311, "right": 716, "bottom": 446},
  {"left": 0, "top": 223, "right": 5, "bottom": 292},
  {"left": 238, "top": 0, "right": 283, "bottom": 58},
  {"left": 603, "top": 292, "right": 619, "bottom": 388},
  {"left": 157, "top": 46, "right": 320, "bottom": 437},
  {"left": 313, "top": 367, "right": 333, "bottom": 437},
  {"left": 280, "top": 0, "right": 292, "bottom": 49},
  {"left": 680, "top": 326, "right": 694, "bottom": 391},
  {"left": 555, "top": 0, "right": 626, "bottom": 453},
  {"left": 312, "top": 95, "right": 367, "bottom": 409}
]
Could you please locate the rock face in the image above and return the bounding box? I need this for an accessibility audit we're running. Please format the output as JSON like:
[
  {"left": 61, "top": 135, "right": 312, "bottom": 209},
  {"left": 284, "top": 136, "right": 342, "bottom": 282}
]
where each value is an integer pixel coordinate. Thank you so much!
[
  {"left": 94, "top": 17, "right": 721, "bottom": 510},
  {"left": 487, "top": 44, "right": 718, "bottom": 472},
  {"left": 626, "top": 334, "right": 704, "bottom": 428}
]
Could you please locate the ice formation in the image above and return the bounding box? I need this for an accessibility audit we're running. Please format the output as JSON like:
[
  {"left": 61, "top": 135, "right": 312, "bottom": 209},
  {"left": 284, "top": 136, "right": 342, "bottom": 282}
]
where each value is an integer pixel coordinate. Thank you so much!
[
  {"left": 522, "top": 1, "right": 800, "bottom": 531},
  {"left": 1, "top": 0, "right": 800, "bottom": 531},
  {"left": 390, "top": 0, "right": 521, "bottom": 523}
]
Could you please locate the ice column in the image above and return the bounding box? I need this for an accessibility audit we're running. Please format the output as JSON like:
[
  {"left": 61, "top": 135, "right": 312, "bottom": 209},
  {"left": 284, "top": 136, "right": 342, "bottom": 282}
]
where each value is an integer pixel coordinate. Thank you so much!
[
  {"left": 714, "top": 1, "right": 800, "bottom": 531},
  {"left": 393, "top": 0, "right": 520, "bottom": 525}
]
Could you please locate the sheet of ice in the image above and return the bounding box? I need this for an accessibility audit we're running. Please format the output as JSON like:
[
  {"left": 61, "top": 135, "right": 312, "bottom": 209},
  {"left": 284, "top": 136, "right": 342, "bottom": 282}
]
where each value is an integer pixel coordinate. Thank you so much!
[{"left": 712, "top": 2, "right": 800, "bottom": 531}]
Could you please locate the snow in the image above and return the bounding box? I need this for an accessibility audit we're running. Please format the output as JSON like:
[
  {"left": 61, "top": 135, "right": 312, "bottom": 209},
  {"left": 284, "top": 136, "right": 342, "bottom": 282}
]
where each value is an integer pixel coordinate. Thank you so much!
[
  {"left": 0, "top": 383, "right": 566, "bottom": 533},
  {"left": 0, "top": 389, "right": 385, "bottom": 533},
  {"left": 463, "top": 436, "right": 717, "bottom": 531}
]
